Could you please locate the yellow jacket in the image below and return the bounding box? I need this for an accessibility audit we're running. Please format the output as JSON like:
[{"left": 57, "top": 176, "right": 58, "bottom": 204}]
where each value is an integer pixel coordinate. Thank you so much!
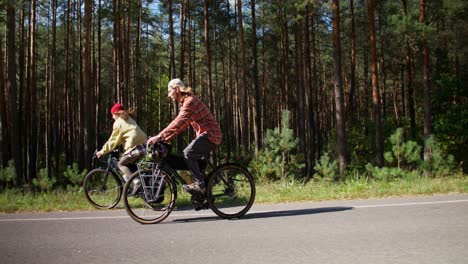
[{"left": 100, "top": 117, "right": 147, "bottom": 155}]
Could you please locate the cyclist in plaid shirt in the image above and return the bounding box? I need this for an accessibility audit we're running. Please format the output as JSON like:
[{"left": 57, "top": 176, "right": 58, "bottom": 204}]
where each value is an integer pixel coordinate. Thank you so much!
[{"left": 147, "top": 78, "right": 222, "bottom": 193}]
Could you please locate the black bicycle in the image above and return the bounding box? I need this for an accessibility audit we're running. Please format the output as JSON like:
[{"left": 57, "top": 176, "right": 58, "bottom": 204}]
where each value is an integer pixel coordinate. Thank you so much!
[
  {"left": 122, "top": 142, "right": 256, "bottom": 224},
  {"left": 83, "top": 149, "right": 132, "bottom": 209}
]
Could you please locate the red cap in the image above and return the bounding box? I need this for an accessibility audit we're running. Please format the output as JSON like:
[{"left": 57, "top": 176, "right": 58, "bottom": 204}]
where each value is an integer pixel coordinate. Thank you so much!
[{"left": 110, "top": 103, "right": 124, "bottom": 114}]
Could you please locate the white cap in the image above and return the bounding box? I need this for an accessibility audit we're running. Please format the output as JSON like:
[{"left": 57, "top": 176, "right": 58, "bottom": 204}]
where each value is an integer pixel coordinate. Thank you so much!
[{"left": 168, "top": 78, "right": 184, "bottom": 89}]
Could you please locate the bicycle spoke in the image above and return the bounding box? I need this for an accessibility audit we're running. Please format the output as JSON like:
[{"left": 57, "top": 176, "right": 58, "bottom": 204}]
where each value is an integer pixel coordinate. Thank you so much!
[
  {"left": 83, "top": 169, "right": 122, "bottom": 209},
  {"left": 207, "top": 164, "right": 255, "bottom": 219}
]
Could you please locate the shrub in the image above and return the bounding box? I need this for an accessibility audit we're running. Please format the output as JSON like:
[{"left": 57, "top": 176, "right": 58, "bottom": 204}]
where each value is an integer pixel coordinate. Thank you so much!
[
  {"left": 0, "top": 160, "right": 17, "bottom": 189},
  {"left": 384, "top": 128, "right": 422, "bottom": 169},
  {"left": 366, "top": 128, "right": 422, "bottom": 180},
  {"left": 63, "top": 163, "right": 87, "bottom": 188},
  {"left": 32, "top": 168, "right": 57, "bottom": 192},
  {"left": 250, "top": 110, "right": 305, "bottom": 181},
  {"left": 313, "top": 152, "right": 339, "bottom": 181},
  {"left": 421, "top": 136, "right": 457, "bottom": 177}
]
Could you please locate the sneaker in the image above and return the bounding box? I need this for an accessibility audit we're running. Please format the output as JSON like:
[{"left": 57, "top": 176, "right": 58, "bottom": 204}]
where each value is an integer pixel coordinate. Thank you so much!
[
  {"left": 130, "top": 181, "right": 142, "bottom": 196},
  {"left": 183, "top": 182, "right": 205, "bottom": 194}
]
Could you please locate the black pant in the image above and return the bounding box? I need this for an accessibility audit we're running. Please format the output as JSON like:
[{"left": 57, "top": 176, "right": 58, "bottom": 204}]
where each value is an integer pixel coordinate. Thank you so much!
[{"left": 183, "top": 134, "right": 216, "bottom": 185}]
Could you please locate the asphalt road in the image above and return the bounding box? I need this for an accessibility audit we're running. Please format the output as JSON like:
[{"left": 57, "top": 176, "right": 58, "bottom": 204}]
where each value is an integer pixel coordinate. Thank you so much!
[{"left": 1, "top": 194, "right": 467, "bottom": 264}]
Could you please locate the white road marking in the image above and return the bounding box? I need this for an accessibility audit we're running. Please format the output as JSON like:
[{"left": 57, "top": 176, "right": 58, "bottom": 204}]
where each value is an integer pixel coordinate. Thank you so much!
[
  {"left": 352, "top": 199, "right": 468, "bottom": 208},
  {"left": 0, "top": 199, "right": 467, "bottom": 222}
]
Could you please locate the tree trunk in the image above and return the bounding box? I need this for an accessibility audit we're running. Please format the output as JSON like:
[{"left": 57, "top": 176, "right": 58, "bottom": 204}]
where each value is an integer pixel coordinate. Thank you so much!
[
  {"left": 332, "top": 0, "right": 348, "bottom": 175},
  {"left": 204, "top": 0, "right": 214, "bottom": 109},
  {"left": 64, "top": 0, "right": 72, "bottom": 164},
  {"left": 378, "top": 10, "right": 388, "bottom": 118},
  {"left": 225, "top": 0, "right": 234, "bottom": 156},
  {"left": 18, "top": 3, "right": 26, "bottom": 181},
  {"left": 187, "top": 1, "right": 194, "bottom": 87},
  {"left": 303, "top": 4, "right": 316, "bottom": 177},
  {"left": 236, "top": 0, "right": 249, "bottom": 153},
  {"left": 45, "top": 0, "right": 58, "bottom": 177},
  {"left": 179, "top": 0, "right": 189, "bottom": 79},
  {"left": 28, "top": 0, "right": 38, "bottom": 181},
  {"left": 168, "top": 0, "right": 176, "bottom": 79},
  {"left": 77, "top": 0, "right": 85, "bottom": 167},
  {"left": 96, "top": 0, "right": 103, "bottom": 151},
  {"left": 124, "top": 1, "right": 131, "bottom": 106},
  {"left": 0, "top": 34, "right": 8, "bottom": 166},
  {"left": 419, "top": 0, "right": 432, "bottom": 160},
  {"left": 402, "top": 0, "right": 416, "bottom": 138},
  {"left": 113, "top": 0, "right": 121, "bottom": 102},
  {"left": 250, "top": 0, "right": 261, "bottom": 155},
  {"left": 294, "top": 15, "right": 306, "bottom": 177},
  {"left": 368, "top": 0, "right": 384, "bottom": 167},
  {"left": 6, "top": 2, "right": 23, "bottom": 183},
  {"left": 135, "top": 0, "right": 142, "bottom": 113},
  {"left": 348, "top": 0, "right": 357, "bottom": 125},
  {"left": 83, "top": 0, "right": 94, "bottom": 169}
]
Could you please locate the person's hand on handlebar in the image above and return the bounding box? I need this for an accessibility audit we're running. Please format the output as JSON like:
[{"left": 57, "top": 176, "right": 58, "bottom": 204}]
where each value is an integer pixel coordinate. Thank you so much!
[
  {"left": 147, "top": 135, "right": 162, "bottom": 145},
  {"left": 95, "top": 150, "right": 104, "bottom": 159}
]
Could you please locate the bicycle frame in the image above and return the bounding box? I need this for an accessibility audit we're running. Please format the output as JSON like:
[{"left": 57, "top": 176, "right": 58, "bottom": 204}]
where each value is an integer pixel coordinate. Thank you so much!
[{"left": 136, "top": 155, "right": 215, "bottom": 200}]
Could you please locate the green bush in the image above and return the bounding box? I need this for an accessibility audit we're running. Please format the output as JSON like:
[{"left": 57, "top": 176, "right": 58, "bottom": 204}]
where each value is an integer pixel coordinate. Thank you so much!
[
  {"left": 365, "top": 164, "right": 408, "bottom": 181},
  {"left": 313, "top": 152, "right": 339, "bottom": 181},
  {"left": 0, "top": 160, "right": 17, "bottom": 189},
  {"left": 366, "top": 128, "right": 462, "bottom": 180},
  {"left": 421, "top": 136, "right": 457, "bottom": 177},
  {"left": 63, "top": 163, "right": 88, "bottom": 188},
  {"left": 32, "top": 168, "right": 57, "bottom": 192},
  {"left": 250, "top": 110, "right": 305, "bottom": 181},
  {"left": 432, "top": 75, "right": 468, "bottom": 173},
  {"left": 385, "top": 128, "right": 422, "bottom": 169},
  {"left": 366, "top": 128, "right": 422, "bottom": 180}
]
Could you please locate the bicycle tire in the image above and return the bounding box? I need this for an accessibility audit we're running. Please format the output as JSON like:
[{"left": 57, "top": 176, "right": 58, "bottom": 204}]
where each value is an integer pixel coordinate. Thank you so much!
[
  {"left": 83, "top": 168, "right": 122, "bottom": 209},
  {"left": 123, "top": 168, "right": 176, "bottom": 224},
  {"left": 207, "top": 164, "right": 256, "bottom": 219}
]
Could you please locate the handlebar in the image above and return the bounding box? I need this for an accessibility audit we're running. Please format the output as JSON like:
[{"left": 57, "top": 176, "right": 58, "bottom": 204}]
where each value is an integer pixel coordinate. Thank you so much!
[{"left": 92, "top": 148, "right": 120, "bottom": 161}]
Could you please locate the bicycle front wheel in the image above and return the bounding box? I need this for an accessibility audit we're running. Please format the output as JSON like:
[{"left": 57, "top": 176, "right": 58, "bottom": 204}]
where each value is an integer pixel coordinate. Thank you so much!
[
  {"left": 207, "top": 164, "right": 256, "bottom": 219},
  {"left": 83, "top": 169, "right": 122, "bottom": 209},
  {"left": 123, "top": 169, "right": 176, "bottom": 224}
]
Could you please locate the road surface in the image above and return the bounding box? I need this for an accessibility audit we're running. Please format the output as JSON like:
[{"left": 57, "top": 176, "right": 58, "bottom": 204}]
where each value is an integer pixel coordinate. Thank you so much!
[{"left": 1, "top": 194, "right": 467, "bottom": 264}]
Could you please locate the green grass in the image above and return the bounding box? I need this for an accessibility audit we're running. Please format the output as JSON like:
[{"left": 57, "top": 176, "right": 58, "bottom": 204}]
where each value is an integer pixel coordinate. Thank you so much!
[
  {"left": 0, "top": 174, "right": 467, "bottom": 213},
  {"left": 253, "top": 174, "right": 467, "bottom": 204}
]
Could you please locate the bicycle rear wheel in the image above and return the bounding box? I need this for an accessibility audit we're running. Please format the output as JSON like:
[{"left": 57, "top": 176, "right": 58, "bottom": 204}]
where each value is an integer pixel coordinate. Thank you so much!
[
  {"left": 83, "top": 169, "right": 122, "bottom": 209},
  {"left": 123, "top": 169, "right": 176, "bottom": 224},
  {"left": 207, "top": 164, "right": 256, "bottom": 219}
]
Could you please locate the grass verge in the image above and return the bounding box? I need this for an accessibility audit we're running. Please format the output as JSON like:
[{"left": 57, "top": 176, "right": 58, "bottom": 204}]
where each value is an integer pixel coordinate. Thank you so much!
[{"left": 0, "top": 174, "right": 467, "bottom": 213}]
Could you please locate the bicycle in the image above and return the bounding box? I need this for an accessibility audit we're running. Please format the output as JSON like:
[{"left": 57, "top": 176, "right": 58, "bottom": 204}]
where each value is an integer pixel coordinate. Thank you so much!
[
  {"left": 83, "top": 149, "right": 136, "bottom": 209},
  {"left": 122, "top": 142, "right": 256, "bottom": 224}
]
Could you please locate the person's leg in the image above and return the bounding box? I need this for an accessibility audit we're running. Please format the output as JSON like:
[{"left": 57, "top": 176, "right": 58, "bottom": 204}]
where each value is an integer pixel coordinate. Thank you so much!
[
  {"left": 118, "top": 154, "right": 140, "bottom": 182},
  {"left": 119, "top": 152, "right": 146, "bottom": 195},
  {"left": 183, "top": 135, "right": 215, "bottom": 190}
]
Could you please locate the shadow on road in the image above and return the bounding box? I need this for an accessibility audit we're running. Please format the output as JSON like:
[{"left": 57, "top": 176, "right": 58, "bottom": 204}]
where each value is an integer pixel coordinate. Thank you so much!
[
  {"left": 171, "top": 206, "right": 353, "bottom": 224},
  {"left": 244, "top": 206, "right": 353, "bottom": 219}
]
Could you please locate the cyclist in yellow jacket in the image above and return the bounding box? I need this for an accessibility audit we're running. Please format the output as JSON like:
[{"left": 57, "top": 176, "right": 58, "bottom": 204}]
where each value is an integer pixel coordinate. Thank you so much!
[{"left": 96, "top": 103, "right": 147, "bottom": 186}]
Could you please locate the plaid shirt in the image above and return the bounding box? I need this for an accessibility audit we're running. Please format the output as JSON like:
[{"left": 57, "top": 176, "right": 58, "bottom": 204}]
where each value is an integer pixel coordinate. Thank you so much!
[{"left": 158, "top": 95, "right": 222, "bottom": 145}]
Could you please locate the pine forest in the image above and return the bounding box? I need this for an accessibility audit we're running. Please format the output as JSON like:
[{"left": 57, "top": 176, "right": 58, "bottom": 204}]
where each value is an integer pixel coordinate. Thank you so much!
[{"left": 1, "top": 0, "right": 467, "bottom": 187}]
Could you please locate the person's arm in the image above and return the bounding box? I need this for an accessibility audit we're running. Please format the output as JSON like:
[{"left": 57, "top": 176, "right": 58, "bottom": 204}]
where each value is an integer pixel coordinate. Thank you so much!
[{"left": 159, "top": 98, "right": 196, "bottom": 142}]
